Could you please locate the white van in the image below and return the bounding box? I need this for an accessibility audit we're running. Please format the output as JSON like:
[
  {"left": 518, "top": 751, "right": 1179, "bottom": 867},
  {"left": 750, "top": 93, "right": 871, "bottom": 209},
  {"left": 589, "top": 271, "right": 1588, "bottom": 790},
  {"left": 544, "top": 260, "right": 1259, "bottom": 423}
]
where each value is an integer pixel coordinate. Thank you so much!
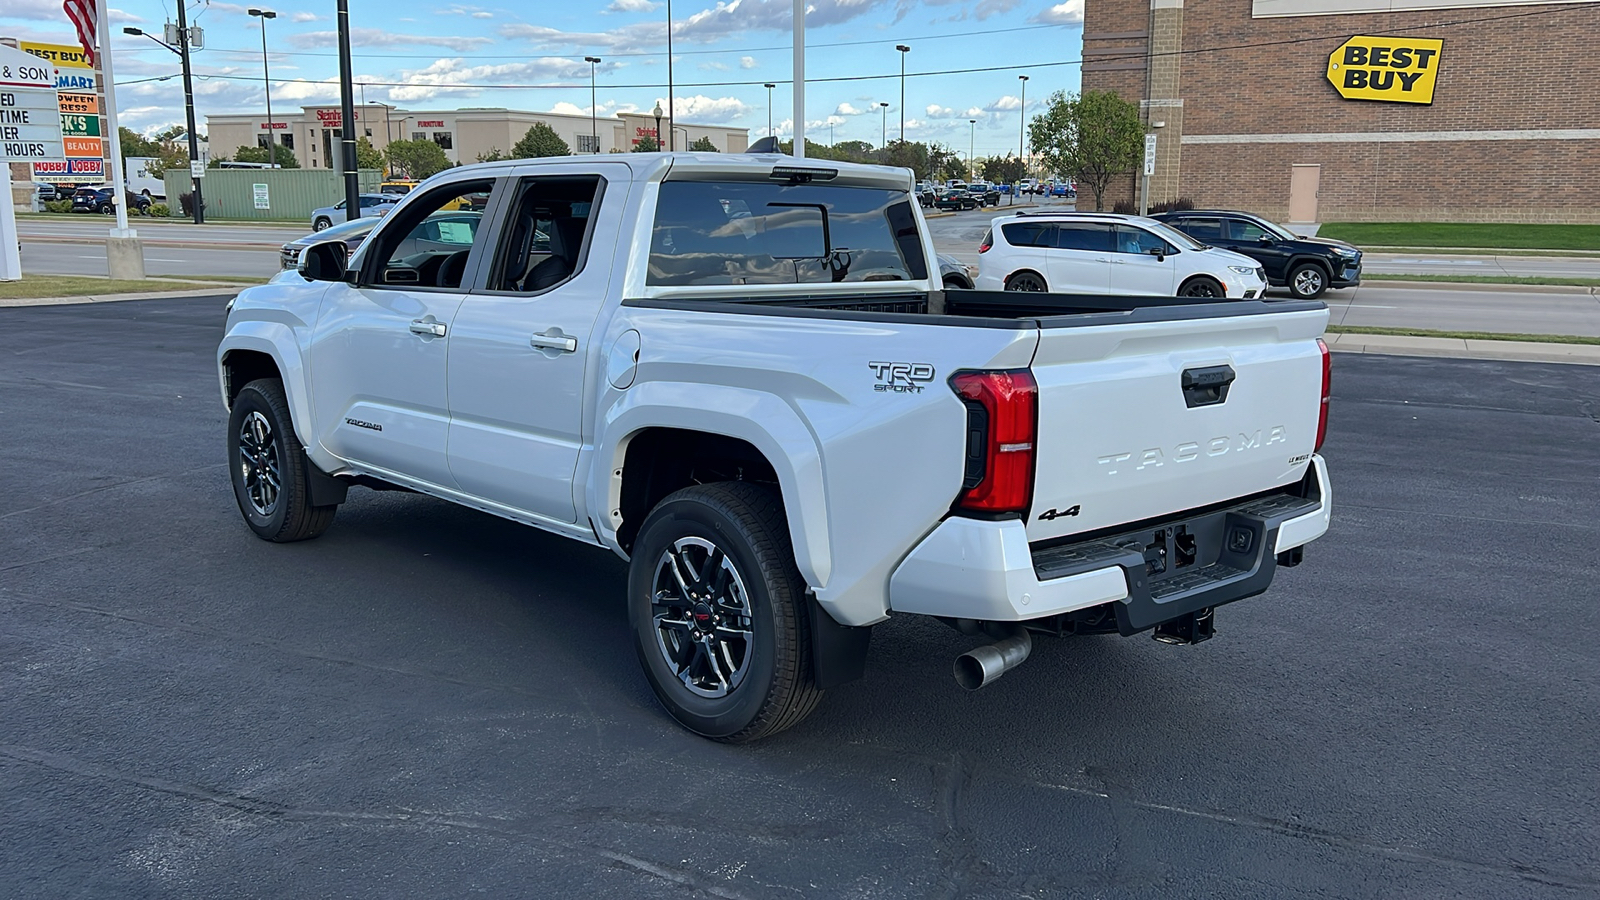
[{"left": 975, "top": 212, "right": 1268, "bottom": 298}]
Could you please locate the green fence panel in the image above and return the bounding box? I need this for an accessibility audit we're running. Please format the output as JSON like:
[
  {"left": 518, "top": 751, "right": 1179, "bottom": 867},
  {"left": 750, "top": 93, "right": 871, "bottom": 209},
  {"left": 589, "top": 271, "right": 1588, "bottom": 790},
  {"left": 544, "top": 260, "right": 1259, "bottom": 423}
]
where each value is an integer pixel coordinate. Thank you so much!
[{"left": 161, "top": 169, "right": 383, "bottom": 221}]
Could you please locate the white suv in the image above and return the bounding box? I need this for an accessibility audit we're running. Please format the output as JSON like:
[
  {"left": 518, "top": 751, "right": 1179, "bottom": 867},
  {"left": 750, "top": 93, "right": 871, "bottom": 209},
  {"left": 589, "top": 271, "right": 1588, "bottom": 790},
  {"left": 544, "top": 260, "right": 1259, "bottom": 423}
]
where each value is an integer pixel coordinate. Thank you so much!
[{"left": 975, "top": 212, "right": 1268, "bottom": 299}]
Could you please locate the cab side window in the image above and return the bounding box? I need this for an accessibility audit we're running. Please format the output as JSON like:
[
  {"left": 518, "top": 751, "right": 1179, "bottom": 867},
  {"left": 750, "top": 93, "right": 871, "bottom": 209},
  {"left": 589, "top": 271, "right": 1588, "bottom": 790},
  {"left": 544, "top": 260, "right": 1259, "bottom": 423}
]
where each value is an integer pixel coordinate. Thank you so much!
[
  {"left": 1228, "top": 219, "right": 1271, "bottom": 241},
  {"left": 362, "top": 179, "right": 495, "bottom": 290},
  {"left": 1175, "top": 217, "right": 1225, "bottom": 242},
  {"left": 1055, "top": 223, "right": 1114, "bottom": 252},
  {"left": 487, "top": 176, "right": 603, "bottom": 294}
]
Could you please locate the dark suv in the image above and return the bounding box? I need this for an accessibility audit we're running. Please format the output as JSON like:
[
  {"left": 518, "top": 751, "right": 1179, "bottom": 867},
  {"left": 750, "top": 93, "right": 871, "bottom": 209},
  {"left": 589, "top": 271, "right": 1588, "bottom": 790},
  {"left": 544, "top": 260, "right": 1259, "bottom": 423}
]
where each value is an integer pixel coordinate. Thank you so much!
[
  {"left": 71, "top": 186, "right": 152, "bottom": 216},
  {"left": 1152, "top": 210, "right": 1360, "bottom": 299}
]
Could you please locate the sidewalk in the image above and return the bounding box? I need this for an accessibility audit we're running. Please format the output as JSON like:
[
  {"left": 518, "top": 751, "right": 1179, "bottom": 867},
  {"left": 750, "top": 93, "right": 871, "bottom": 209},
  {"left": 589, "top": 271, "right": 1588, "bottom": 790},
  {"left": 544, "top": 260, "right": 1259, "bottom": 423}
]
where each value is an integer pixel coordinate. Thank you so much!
[
  {"left": 1323, "top": 332, "right": 1600, "bottom": 366},
  {"left": 0, "top": 286, "right": 237, "bottom": 308}
]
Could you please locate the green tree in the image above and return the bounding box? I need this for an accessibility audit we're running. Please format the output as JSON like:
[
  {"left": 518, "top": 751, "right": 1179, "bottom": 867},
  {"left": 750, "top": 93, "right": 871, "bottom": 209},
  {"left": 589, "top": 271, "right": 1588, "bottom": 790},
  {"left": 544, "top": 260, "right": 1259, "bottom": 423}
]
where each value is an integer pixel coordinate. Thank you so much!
[
  {"left": 631, "top": 134, "right": 659, "bottom": 152},
  {"left": 512, "top": 122, "right": 571, "bottom": 158},
  {"left": 689, "top": 135, "right": 718, "bottom": 152},
  {"left": 476, "top": 147, "right": 507, "bottom": 163},
  {"left": 1028, "top": 89, "right": 1143, "bottom": 211},
  {"left": 384, "top": 138, "right": 452, "bottom": 179},
  {"left": 119, "top": 127, "right": 161, "bottom": 159},
  {"left": 224, "top": 144, "right": 301, "bottom": 168},
  {"left": 356, "top": 137, "right": 383, "bottom": 170},
  {"left": 982, "top": 153, "right": 1026, "bottom": 186},
  {"left": 880, "top": 140, "right": 930, "bottom": 180}
]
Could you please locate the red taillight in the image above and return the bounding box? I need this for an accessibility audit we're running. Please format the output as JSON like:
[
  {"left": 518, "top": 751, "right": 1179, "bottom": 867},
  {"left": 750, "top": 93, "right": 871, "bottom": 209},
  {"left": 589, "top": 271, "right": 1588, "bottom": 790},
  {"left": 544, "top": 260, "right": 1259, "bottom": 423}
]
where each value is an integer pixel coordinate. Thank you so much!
[
  {"left": 952, "top": 370, "right": 1037, "bottom": 514},
  {"left": 979, "top": 229, "right": 992, "bottom": 253},
  {"left": 1315, "top": 338, "right": 1331, "bottom": 452}
]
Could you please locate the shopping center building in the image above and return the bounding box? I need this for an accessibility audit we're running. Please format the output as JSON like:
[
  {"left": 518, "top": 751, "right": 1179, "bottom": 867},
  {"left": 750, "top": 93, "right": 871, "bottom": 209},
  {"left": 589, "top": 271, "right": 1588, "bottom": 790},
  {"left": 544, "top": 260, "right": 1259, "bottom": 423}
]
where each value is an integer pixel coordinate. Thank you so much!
[
  {"left": 207, "top": 105, "right": 749, "bottom": 170},
  {"left": 1080, "top": 0, "right": 1600, "bottom": 222}
]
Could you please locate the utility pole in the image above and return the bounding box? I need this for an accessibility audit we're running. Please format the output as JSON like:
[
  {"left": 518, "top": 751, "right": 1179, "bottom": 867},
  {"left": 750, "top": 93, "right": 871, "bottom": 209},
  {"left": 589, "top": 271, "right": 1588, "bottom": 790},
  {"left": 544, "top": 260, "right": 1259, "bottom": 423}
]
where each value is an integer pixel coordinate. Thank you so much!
[
  {"left": 763, "top": 83, "right": 775, "bottom": 137},
  {"left": 122, "top": 21, "right": 201, "bottom": 223},
  {"left": 793, "top": 0, "right": 804, "bottom": 158},
  {"left": 336, "top": 0, "right": 359, "bottom": 214},
  {"left": 969, "top": 118, "right": 975, "bottom": 180},
  {"left": 895, "top": 44, "right": 910, "bottom": 143},
  {"left": 879, "top": 102, "right": 888, "bottom": 148},
  {"left": 666, "top": 0, "right": 674, "bottom": 150},
  {"left": 1017, "top": 74, "right": 1029, "bottom": 182}
]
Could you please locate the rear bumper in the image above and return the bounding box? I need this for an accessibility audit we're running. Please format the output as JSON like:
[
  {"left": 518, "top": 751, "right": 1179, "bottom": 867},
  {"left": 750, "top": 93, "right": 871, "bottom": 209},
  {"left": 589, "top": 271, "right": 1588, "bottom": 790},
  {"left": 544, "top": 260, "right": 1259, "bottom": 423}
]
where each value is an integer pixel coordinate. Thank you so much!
[{"left": 889, "top": 455, "right": 1331, "bottom": 627}]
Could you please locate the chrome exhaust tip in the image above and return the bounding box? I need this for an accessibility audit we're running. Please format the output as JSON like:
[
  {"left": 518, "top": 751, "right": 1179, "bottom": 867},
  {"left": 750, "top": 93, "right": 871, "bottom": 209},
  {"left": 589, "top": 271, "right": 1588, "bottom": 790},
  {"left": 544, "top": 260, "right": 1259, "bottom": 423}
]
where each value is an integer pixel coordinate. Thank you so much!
[{"left": 953, "top": 631, "right": 1033, "bottom": 691}]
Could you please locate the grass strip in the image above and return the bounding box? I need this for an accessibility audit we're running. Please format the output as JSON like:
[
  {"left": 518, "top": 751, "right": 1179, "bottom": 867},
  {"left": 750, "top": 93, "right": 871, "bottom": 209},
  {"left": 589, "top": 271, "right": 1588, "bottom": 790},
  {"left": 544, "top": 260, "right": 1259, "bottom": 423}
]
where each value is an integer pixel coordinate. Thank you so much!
[
  {"left": 0, "top": 276, "right": 224, "bottom": 300},
  {"left": 1327, "top": 325, "right": 1600, "bottom": 346},
  {"left": 1365, "top": 274, "right": 1600, "bottom": 287},
  {"left": 1319, "top": 222, "right": 1600, "bottom": 251}
]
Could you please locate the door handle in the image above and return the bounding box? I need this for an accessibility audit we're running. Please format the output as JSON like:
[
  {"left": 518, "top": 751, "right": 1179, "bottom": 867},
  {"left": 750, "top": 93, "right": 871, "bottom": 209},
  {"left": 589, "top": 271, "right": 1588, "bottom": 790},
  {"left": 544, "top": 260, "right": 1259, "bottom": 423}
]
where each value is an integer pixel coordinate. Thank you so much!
[
  {"left": 530, "top": 330, "right": 578, "bottom": 353},
  {"left": 409, "top": 319, "right": 447, "bottom": 337}
]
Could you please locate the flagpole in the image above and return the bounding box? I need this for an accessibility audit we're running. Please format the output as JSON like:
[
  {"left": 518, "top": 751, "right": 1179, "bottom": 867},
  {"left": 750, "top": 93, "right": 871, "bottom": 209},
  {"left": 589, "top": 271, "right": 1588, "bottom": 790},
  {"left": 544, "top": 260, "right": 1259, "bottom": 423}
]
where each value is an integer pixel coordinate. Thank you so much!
[{"left": 96, "top": 0, "right": 145, "bottom": 278}]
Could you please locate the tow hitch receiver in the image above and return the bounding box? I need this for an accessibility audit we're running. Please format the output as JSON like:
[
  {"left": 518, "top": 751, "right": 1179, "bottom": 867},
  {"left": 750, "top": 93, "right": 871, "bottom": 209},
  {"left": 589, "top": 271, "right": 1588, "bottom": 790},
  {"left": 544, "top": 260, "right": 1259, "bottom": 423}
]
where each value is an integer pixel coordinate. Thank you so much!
[{"left": 1152, "top": 607, "right": 1215, "bottom": 645}]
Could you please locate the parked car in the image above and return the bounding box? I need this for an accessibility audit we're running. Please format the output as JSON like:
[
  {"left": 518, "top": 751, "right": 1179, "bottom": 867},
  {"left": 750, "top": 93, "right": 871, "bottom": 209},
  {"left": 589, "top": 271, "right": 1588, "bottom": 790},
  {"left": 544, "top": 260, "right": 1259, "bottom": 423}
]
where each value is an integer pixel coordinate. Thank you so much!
[
  {"left": 1152, "top": 210, "right": 1362, "bottom": 299},
  {"left": 937, "top": 253, "right": 975, "bottom": 289},
  {"left": 976, "top": 212, "right": 1268, "bottom": 298},
  {"left": 32, "top": 182, "right": 59, "bottom": 203},
  {"left": 310, "top": 193, "right": 399, "bottom": 231},
  {"left": 219, "top": 152, "right": 1332, "bottom": 741},
  {"left": 280, "top": 216, "right": 380, "bottom": 271},
  {"left": 380, "top": 180, "right": 419, "bottom": 196},
  {"left": 70, "top": 186, "right": 152, "bottom": 215},
  {"left": 283, "top": 209, "right": 486, "bottom": 272},
  {"left": 933, "top": 189, "right": 979, "bottom": 211},
  {"left": 967, "top": 183, "right": 1001, "bottom": 207},
  {"left": 918, "top": 187, "right": 936, "bottom": 208},
  {"left": 1048, "top": 182, "right": 1076, "bottom": 198}
]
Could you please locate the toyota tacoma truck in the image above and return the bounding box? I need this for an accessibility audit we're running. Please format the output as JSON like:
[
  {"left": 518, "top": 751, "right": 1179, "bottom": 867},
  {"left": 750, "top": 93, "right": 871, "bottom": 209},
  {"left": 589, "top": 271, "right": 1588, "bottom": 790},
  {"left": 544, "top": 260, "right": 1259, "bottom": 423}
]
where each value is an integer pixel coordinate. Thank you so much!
[{"left": 218, "top": 152, "right": 1333, "bottom": 742}]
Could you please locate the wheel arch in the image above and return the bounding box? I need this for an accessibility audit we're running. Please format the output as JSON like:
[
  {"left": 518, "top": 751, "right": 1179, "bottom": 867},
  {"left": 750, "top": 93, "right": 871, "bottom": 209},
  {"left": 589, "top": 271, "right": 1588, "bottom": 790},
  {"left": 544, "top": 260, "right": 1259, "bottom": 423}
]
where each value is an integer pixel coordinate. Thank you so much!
[
  {"left": 1178, "top": 273, "right": 1225, "bottom": 294},
  {"left": 1004, "top": 268, "right": 1047, "bottom": 290},
  {"left": 219, "top": 326, "right": 314, "bottom": 448},
  {"left": 592, "top": 390, "right": 831, "bottom": 592},
  {"left": 1287, "top": 255, "right": 1334, "bottom": 278}
]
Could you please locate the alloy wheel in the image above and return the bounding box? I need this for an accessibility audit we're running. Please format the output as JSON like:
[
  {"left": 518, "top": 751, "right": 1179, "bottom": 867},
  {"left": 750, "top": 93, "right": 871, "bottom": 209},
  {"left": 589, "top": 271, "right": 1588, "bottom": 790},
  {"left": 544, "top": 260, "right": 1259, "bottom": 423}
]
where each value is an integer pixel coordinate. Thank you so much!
[
  {"left": 1006, "top": 273, "right": 1047, "bottom": 292},
  {"left": 651, "top": 536, "right": 754, "bottom": 698},
  {"left": 1294, "top": 268, "right": 1325, "bottom": 297},
  {"left": 1180, "top": 279, "right": 1222, "bottom": 298},
  {"left": 238, "top": 410, "right": 282, "bottom": 516}
]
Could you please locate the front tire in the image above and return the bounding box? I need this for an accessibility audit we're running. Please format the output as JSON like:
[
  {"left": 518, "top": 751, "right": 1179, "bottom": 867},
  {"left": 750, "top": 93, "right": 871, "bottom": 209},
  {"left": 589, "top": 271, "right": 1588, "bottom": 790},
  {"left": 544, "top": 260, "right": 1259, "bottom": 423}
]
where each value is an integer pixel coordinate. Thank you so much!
[
  {"left": 1178, "top": 276, "right": 1225, "bottom": 299},
  {"left": 228, "top": 379, "right": 338, "bottom": 542},
  {"left": 1288, "top": 263, "right": 1329, "bottom": 299},
  {"left": 313, "top": 217, "right": 332, "bottom": 232},
  {"left": 628, "top": 482, "right": 821, "bottom": 743}
]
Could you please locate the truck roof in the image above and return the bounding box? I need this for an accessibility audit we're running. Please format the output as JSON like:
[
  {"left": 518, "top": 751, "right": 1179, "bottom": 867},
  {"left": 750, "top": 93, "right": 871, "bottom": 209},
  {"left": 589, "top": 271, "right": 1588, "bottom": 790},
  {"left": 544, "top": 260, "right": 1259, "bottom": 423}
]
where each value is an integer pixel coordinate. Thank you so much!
[{"left": 444, "top": 151, "right": 918, "bottom": 192}]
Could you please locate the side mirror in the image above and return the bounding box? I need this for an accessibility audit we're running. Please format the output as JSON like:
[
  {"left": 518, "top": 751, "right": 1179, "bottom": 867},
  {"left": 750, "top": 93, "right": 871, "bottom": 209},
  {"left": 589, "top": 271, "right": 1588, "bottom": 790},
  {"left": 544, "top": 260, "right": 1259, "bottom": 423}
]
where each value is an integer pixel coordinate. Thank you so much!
[
  {"left": 299, "top": 239, "right": 350, "bottom": 282},
  {"left": 1148, "top": 246, "right": 1167, "bottom": 262},
  {"left": 1258, "top": 233, "right": 1274, "bottom": 243}
]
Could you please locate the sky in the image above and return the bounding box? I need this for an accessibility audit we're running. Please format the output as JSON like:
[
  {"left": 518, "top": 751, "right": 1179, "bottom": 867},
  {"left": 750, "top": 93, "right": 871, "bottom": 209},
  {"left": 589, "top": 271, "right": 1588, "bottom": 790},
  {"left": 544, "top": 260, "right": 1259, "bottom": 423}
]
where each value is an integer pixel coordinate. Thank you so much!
[{"left": 1, "top": 0, "right": 1084, "bottom": 157}]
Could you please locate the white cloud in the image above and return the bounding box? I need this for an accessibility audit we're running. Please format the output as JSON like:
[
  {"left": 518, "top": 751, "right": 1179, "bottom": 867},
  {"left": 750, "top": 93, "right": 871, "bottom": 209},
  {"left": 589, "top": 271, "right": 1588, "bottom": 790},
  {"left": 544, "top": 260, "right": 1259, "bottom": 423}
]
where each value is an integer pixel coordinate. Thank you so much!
[
  {"left": 699, "top": 60, "right": 729, "bottom": 71},
  {"left": 606, "top": 0, "right": 661, "bottom": 10},
  {"left": 666, "top": 94, "right": 752, "bottom": 123},
  {"left": 835, "top": 102, "right": 864, "bottom": 116},
  {"left": 1032, "top": 0, "right": 1084, "bottom": 24},
  {"left": 987, "top": 95, "right": 1022, "bottom": 112},
  {"left": 739, "top": 56, "right": 757, "bottom": 69},
  {"left": 975, "top": 0, "right": 1022, "bottom": 19},
  {"left": 926, "top": 104, "right": 956, "bottom": 119},
  {"left": 502, "top": 0, "right": 877, "bottom": 53},
  {"left": 290, "top": 28, "right": 493, "bottom": 53},
  {"left": 472, "top": 11, "right": 494, "bottom": 18},
  {"left": 290, "top": 11, "right": 323, "bottom": 21}
]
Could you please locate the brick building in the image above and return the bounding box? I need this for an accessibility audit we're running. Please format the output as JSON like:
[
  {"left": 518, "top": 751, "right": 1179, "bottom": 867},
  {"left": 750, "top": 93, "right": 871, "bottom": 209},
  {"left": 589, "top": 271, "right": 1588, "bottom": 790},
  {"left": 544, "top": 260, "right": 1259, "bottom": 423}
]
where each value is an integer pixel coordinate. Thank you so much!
[{"left": 1080, "top": 0, "right": 1600, "bottom": 223}]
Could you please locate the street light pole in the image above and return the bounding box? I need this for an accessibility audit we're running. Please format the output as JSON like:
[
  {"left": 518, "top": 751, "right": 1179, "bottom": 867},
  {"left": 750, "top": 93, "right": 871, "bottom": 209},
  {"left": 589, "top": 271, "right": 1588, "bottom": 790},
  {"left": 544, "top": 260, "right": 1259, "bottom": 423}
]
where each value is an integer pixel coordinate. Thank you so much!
[
  {"left": 763, "top": 83, "right": 774, "bottom": 137},
  {"left": 584, "top": 56, "right": 601, "bottom": 152},
  {"left": 248, "top": 9, "right": 277, "bottom": 170},
  {"left": 653, "top": 103, "right": 663, "bottom": 152},
  {"left": 1017, "top": 74, "right": 1029, "bottom": 182},
  {"left": 665, "top": 0, "right": 675, "bottom": 150},
  {"left": 895, "top": 44, "right": 909, "bottom": 143},
  {"left": 968, "top": 118, "right": 975, "bottom": 179},
  {"left": 335, "top": 0, "right": 359, "bottom": 215},
  {"left": 122, "top": 23, "right": 203, "bottom": 223},
  {"left": 879, "top": 101, "right": 888, "bottom": 148}
]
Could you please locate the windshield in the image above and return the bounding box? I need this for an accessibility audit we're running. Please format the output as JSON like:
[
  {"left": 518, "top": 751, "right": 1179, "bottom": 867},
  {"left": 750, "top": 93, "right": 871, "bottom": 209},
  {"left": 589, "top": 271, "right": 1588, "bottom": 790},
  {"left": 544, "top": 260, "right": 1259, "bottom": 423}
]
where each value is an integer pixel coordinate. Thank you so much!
[
  {"left": 1257, "top": 217, "right": 1298, "bottom": 240},
  {"left": 304, "top": 217, "right": 377, "bottom": 242},
  {"left": 1140, "top": 219, "right": 1208, "bottom": 252}
]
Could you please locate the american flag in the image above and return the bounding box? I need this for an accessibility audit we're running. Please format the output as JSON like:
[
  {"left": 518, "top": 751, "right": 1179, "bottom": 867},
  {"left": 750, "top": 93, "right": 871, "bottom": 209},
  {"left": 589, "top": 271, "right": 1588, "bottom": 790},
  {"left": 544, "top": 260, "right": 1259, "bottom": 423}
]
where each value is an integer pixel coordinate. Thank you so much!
[{"left": 63, "top": 0, "right": 97, "bottom": 67}]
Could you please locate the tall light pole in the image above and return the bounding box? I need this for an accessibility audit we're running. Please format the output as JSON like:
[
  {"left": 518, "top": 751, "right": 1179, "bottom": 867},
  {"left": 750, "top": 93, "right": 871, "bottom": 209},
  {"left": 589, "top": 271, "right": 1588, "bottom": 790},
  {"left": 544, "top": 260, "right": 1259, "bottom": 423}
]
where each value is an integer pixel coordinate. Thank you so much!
[
  {"left": 763, "top": 83, "right": 775, "bottom": 137},
  {"left": 879, "top": 101, "right": 889, "bottom": 148},
  {"left": 584, "top": 56, "right": 601, "bottom": 152},
  {"left": 968, "top": 118, "right": 976, "bottom": 179},
  {"left": 895, "top": 44, "right": 910, "bottom": 143},
  {"left": 1017, "top": 74, "right": 1029, "bottom": 181},
  {"left": 124, "top": 24, "right": 203, "bottom": 223},
  {"left": 247, "top": 9, "right": 277, "bottom": 169},
  {"left": 665, "top": 0, "right": 675, "bottom": 150}
]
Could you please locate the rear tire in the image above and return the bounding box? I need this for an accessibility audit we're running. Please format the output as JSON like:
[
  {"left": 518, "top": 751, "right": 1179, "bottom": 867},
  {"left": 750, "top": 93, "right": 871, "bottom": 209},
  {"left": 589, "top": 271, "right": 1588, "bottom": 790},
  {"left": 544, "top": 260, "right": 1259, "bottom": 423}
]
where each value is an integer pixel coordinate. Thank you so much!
[
  {"left": 628, "top": 482, "right": 822, "bottom": 743},
  {"left": 1288, "top": 263, "right": 1329, "bottom": 299},
  {"left": 1005, "top": 271, "right": 1047, "bottom": 292},
  {"left": 228, "top": 379, "right": 339, "bottom": 542},
  {"left": 1178, "top": 276, "right": 1225, "bottom": 299}
]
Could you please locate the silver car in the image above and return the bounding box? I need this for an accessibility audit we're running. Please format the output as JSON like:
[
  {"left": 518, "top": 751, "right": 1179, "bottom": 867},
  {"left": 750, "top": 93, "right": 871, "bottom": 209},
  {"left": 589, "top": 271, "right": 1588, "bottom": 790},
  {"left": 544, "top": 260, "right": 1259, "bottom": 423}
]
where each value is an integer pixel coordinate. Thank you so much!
[
  {"left": 284, "top": 210, "right": 485, "bottom": 271},
  {"left": 310, "top": 193, "right": 398, "bottom": 231}
]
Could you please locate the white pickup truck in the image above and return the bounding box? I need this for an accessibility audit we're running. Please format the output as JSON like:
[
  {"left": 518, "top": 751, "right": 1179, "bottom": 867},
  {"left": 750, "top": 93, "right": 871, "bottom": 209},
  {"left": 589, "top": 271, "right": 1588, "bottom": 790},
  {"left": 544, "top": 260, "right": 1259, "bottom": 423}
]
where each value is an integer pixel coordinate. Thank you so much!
[{"left": 218, "top": 152, "right": 1333, "bottom": 742}]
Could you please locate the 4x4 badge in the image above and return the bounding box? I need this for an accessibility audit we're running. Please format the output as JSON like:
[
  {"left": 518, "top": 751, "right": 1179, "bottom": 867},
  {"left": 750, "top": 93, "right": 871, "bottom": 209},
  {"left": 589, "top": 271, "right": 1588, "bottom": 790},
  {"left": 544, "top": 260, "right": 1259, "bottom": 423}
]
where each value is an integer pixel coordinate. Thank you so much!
[{"left": 1037, "top": 505, "right": 1080, "bottom": 521}]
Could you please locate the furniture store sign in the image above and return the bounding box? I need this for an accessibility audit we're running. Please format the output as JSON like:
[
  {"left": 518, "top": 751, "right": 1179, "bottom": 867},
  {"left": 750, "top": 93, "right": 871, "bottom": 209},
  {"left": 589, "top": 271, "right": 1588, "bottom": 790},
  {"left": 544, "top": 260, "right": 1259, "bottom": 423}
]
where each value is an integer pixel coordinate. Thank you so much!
[{"left": 1326, "top": 35, "right": 1443, "bottom": 105}]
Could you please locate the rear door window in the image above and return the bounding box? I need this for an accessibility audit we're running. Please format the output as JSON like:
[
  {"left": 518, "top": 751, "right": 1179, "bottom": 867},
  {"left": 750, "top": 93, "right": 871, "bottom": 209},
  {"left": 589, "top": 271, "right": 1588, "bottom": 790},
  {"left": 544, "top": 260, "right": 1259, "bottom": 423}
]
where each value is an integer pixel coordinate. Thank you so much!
[
  {"left": 1054, "top": 223, "right": 1114, "bottom": 253},
  {"left": 1174, "top": 217, "right": 1225, "bottom": 242},
  {"left": 1001, "top": 222, "right": 1054, "bottom": 248},
  {"left": 647, "top": 181, "right": 927, "bottom": 286}
]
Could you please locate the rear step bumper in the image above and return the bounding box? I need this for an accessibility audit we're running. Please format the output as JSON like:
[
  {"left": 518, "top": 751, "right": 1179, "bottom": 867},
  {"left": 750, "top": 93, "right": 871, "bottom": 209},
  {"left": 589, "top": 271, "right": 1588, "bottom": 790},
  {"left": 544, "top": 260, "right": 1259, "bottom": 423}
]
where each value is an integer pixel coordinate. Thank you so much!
[{"left": 888, "top": 456, "right": 1330, "bottom": 626}]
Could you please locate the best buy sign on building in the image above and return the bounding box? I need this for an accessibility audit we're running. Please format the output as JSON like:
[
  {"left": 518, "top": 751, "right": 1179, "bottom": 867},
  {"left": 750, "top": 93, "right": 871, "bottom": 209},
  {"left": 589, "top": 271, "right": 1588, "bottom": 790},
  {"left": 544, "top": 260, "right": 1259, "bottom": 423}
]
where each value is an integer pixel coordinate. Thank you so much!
[{"left": 1326, "top": 35, "right": 1444, "bottom": 105}]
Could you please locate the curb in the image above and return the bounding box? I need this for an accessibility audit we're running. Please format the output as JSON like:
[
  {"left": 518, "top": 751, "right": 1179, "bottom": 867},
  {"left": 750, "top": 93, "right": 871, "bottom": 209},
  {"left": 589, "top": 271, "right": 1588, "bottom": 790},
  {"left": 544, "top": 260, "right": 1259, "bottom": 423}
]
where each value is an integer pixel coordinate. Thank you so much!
[
  {"left": 1355, "top": 279, "right": 1597, "bottom": 294},
  {"left": 1356, "top": 245, "right": 1600, "bottom": 258},
  {"left": 1324, "top": 332, "right": 1600, "bottom": 367},
  {"left": 0, "top": 288, "right": 237, "bottom": 308},
  {"left": 21, "top": 234, "right": 285, "bottom": 251}
]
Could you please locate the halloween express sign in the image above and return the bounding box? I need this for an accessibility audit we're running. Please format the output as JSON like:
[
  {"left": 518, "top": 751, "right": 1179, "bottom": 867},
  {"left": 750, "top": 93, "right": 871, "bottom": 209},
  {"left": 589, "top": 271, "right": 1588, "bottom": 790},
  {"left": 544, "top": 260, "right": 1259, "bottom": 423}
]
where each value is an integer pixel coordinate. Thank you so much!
[{"left": 1326, "top": 35, "right": 1444, "bottom": 105}]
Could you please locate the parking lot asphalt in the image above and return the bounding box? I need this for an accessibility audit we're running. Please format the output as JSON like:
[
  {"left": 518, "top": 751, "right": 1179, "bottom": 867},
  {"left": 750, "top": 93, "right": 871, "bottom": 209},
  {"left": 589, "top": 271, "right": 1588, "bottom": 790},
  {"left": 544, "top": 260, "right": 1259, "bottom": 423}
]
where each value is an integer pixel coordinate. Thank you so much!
[{"left": 3, "top": 296, "right": 1597, "bottom": 899}]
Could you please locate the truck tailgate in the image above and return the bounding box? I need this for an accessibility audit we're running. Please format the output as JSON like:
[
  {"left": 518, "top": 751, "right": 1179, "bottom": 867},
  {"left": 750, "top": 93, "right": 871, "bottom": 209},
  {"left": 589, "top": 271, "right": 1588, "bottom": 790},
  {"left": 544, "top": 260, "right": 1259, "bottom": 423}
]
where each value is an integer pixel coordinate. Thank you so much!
[{"left": 1026, "top": 305, "right": 1329, "bottom": 543}]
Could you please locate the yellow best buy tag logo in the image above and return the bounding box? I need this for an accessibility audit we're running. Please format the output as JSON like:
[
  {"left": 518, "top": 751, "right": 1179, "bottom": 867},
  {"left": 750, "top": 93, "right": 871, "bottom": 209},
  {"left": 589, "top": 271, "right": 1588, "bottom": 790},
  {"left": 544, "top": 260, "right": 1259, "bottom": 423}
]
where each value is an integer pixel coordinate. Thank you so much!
[{"left": 1326, "top": 35, "right": 1443, "bottom": 105}]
